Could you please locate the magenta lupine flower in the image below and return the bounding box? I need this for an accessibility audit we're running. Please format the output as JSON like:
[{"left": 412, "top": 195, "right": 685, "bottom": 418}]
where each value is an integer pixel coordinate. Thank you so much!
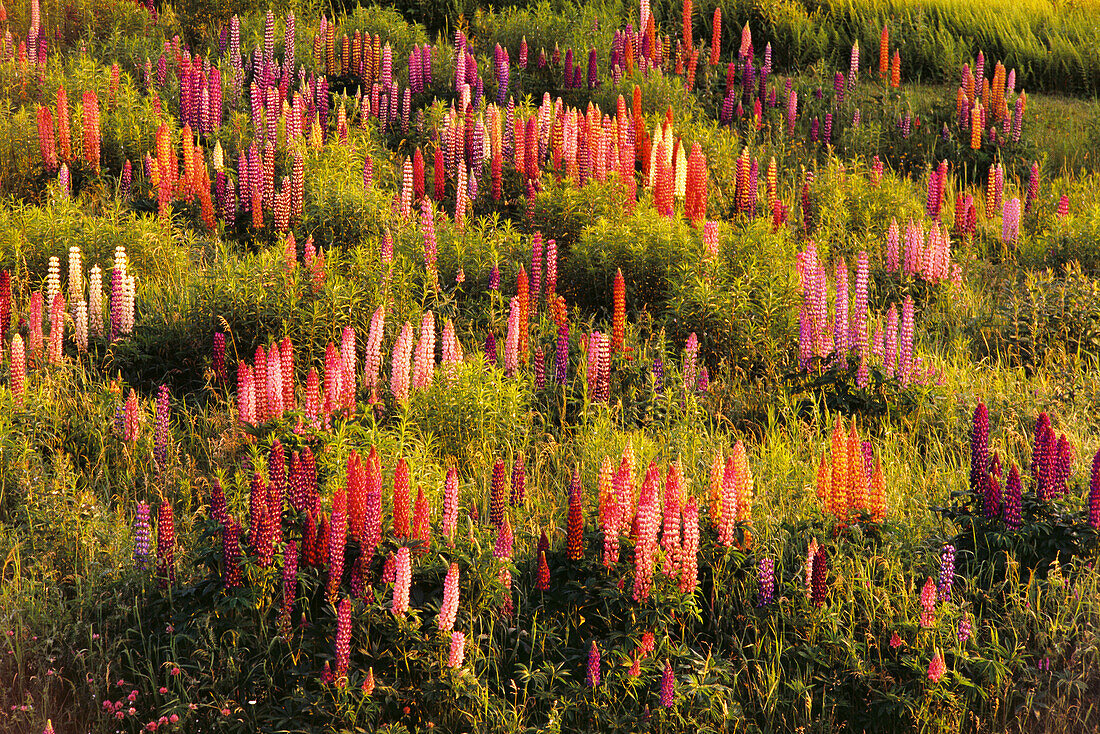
[
  {"left": 919, "top": 577, "right": 936, "bottom": 627},
  {"left": 1002, "top": 197, "right": 1021, "bottom": 244},
  {"left": 1088, "top": 449, "right": 1100, "bottom": 530},
  {"left": 490, "top": 263, "right": 500, "bottom": 290},
  {"left": 937, "top": 544, "right": 956, "bottom": 602},
  {"left": 586, "top": 641, "right": 601, "bottom": 687},
  {"left": 494, "top": 514, "right": 514, "bottom": 560},
  {"left": 970, "top": 402, "right": 990, "bottom": 493},
  {"left": 545, "top": 238, "right": 558, "bottom": 298},
  {"left": 757, "top": 557, "right": 775, "bottom": 605},
  {"left": 222, "top": 519, "right": 242, "bottom": 589},
  {"left": 132, "top": 502, "right": 152, "bottom": 570},
  {"left": 833, "top": 260, "right": 849, "bottom": 362},
  {"left": 958, "top": 617, "right": 972, "bottom": 644},
  {"left": 326, "top": 490, "right": 347, "bottom": 602},
  {"left": 554, "top": 323, "right": 568, "bottom": 384},
  {"left": 390, "top": 322, "right": 413, "bottom": 404},
  {"left": 660, "top": 659, "right": 675, "bottom": 707},
  {"left": 333, "top": 597, "right": 351, "bottom": 687},
  {"left": 484, "top": 332, "right": 498, "bottom": 366},
  {"left": 982, "top": 472, "right": 1002, "bottom": 520},
  {"left": 883, "top": 304, "right": 898, "bottom": 378},
  {"left": 392, "top": 546, "right": 411, "bottom": 616},
  {"left": 703, "top": 221, "right": 719, "bottom": 260},
  {"left": 154, "top": 385, "right": 170, "bottom": 471},
  {"left": 448, "top": 631, "right": 465, "bottom": 667},
  {"left": 1025, "top": 162, "right": 1040, "bottom": 212},
  {"left": 786, "top": 89, "right": 797, "bottom": 135},
  {"left": 438, "top": 562, "right": 460, "bottom": 631}
]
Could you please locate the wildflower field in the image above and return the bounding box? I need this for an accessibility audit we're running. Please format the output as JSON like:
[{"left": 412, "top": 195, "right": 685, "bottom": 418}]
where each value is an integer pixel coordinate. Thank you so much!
[{"left": 3, "top": 0, "right": 1100, "bottom": 731}]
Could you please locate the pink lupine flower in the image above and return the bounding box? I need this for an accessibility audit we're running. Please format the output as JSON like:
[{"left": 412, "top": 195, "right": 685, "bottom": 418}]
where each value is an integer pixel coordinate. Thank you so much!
[
  {"left": 632, "top": 463, "right": 662, "bottom": 602},
  {"left": 661, "top": 462, "right": 683, "bottom": 575},
  {"left": 390, "top": 322, "right": 414, "bottom": 403},
  {"left": 494, "top": 514, "right": 514, "bottom": 560},
  {"left": 392, "top": 546, "right": 411, "bottom": 616},
  {"left": 326, "top": 489, "right": 347, "bottom": 604},
  {"left": 683, "top": 333, "right": 699, "bottom": 397},
  {"left": 886, "top": 218, "right": 900, "bottom": 272},
  {"left": 442, "top": 467, "right": 460, "bottom": 542},
  {"left": 1002, "top": 197, "right": 1021, "bottom": 244},
  {"left": 504, "top": 297, "right": 520, "bottom": 376},
  {"left": 586, "top": 641, "right": 601, "bottom": 687},
  {"left": 441, "top": 318, "right": 462, "bottom": 381},
  {"left": 412, "top": 311, "right": 436, "bottom": 389},
  {"left": 919, "top": 576, "right": 936, "bottom": 627},
  {"left": 927, "top": 651, "right": 946, "bottom": 682},
  {"left": 438, "top": 562, "right": 460, "bottom": 631}
]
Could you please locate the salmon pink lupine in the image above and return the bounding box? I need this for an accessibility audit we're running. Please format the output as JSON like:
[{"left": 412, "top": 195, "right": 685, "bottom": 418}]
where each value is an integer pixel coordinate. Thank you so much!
[
  {"left": 448, "top": 631, "right": 465, "bottom": 667},
  {"left": 438, "top": 562, "right": 460, "bottom": 631},
  {"left": 391, "top": 546, "right": 411, "bottom": 615},
  {"left": 1002, "top": 197, "right": 1021, "bottom": 244},
  {"left": 661, "top": 462, "right": 683, "bottom": 574},
  {"left": 632, "top": 463, "right": 662, "bottom": 601},
  {"left": 82, "top": 91, "right": 100, "bottom": 169},
  {"left": 412, "top": 487, "right": 430, "bottom": 555},
  {"left": 927, "top": 651, "right": 946, "bottom": 682},
  {"left": 919, "top": 576, "right": 937, "bottom": 627}
]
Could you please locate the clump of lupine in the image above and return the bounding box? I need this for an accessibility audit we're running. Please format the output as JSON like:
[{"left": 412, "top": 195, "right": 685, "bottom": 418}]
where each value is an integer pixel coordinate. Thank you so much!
[
  {"left": 815, "top": 416, "right": 887, "bottom": 527},
  {"left": 954, "top": 54, "right": 1027, "bottom": 149},
  {"left": 885, "top": 216, "right": 962, "bottom": 286},
  {"left": 797, "top": 243, "right": 935, "bottom": 387}
]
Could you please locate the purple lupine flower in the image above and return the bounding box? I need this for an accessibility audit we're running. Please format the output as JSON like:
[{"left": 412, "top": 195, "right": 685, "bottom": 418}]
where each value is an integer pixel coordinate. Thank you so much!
[
  {"left": 484, "top": 332, "right": 498, "bottom": 367},
  {"left": 652, "top": 357, "right": 664, "bottom": 394},
  {"left": 133, "top": 502, "right": 152, "bottom": 569},
  {"left": 1012, "top": 97, "right": 1024, "bottom": 142},
  {"left": 154, "top": 385, "right": 170, "bottom": 471},
  {"left": 833, "top": 71, "right": 844, "bottom": 102},
  {"left": 587, "top": 48, "right": 598, "bottom": 89},
  {"left": 757, "top": 557, "right": 775, "bottom": 606},
  {"left": 810, "top": 117, "right": 819, "bottom": 143},
  {"left": 660, "top": 659, "right": 675, "bottom": 707},
  {"left": 937, "top": 544, "right": 955, "bottom": 602},
  {"left": 535, "top": 346, "right": 546, "bottom": 390},
  {"left": 824, "top": 112, "right": 833, "bottom": 142}
]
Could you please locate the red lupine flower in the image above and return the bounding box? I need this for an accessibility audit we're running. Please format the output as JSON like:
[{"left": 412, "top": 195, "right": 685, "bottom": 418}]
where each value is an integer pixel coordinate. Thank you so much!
[
  {"left": 535, "top": 550, "right": 550, "bottom": 590},
  {"left": 611, "top": 268, "right": 626, "bottom": 354},
  {"left": 156, "top": 501, "right": 175, "bottom": 586},
  {"left": 566, "top": 468, "right": 584, "bottom": 561}
]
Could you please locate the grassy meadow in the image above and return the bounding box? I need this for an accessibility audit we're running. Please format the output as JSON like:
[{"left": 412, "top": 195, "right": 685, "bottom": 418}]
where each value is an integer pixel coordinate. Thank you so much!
[{"left": 1, "top": 0, "right": 1100, "bottom": 731}]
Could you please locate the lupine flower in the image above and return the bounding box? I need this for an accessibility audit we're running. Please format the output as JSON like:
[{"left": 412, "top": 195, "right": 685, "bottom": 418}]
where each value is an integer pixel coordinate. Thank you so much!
[
  {"left": 10, "top": 334, "right": 25, "bottom": 407},
  {"left": 927, "top": 651, "right": 946, "bottom": 682},
  {"left": 442, "top": 467, "right": 459, "bottom": 542},
  {"left": 566, "top": 468, "right": 584, "bottom": 561},
  {"left": 1003, "top": 464, "right": 1023, "bottom": 529},
  {"left": 532, "top": 550, "right": 550, "bottom": 589},
  {"left": 678, "top": 497, "right": 699, "bottom": 594},
  {"left": 438, "top": 562, "right": 460, "bottom": 631},
  {"left": 1057, "top": 194, "right": 1069, "bottom": 219},
  {"left": 970, "top": 402, "right": 989, "bottom": 492},
  {"left": 326, "top": 488, "right": 347, "bottom": 603},
  {"left": 810, "top": 546, "right": 828, "bottom": 606},
  {"left": 1089, "top": 450, "right": 1100, "bottom": 530},
  {"left": 448, "top": 631, "right": 465, "bottom": 667},
  {"left": 757, "top": 557, "right": 775, "bottom": 606},
  {"left": 390, "top": 322, "right": 413, "bottom": 403},
  {"left": 511, "top": 454, "right": 526, "bottom": 506},
  {"left": 279, "top": 540, "right": 298, "bottom": 635},
  {"left": 132, "top": 502, "right": 152, "bottom": 570},
  {"left": 153, "top": 385, "right": 170, "bottom": 471},
  {"left": 156, "top": 501, "right": 175, "bottom": 586},
  {"left": 392, "top": 546, "right": 411, "bottom": 615},
  {"left": 586, "top": 641, "right": 601, "bottom": 688},
  {"left": 393, "top": 458, "right": 411, "bottom": 538},
  {"left": 958, "top": 617, "right": 972, "bottom": 644},
  {"left": 919, "top": 576, "right": 936, "bottom": 627},
  {"left": 1002, "top": 197, "right": 1021, "bottom": 244},
  {"left": 333, "top": 597, "right": 352, "bottom": 686},
  {"left": 655, "top": 660, "right": 673, "bottom": 704},
  {"left": 937, "top": 545, "right": 956, "bottom": 602}
]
